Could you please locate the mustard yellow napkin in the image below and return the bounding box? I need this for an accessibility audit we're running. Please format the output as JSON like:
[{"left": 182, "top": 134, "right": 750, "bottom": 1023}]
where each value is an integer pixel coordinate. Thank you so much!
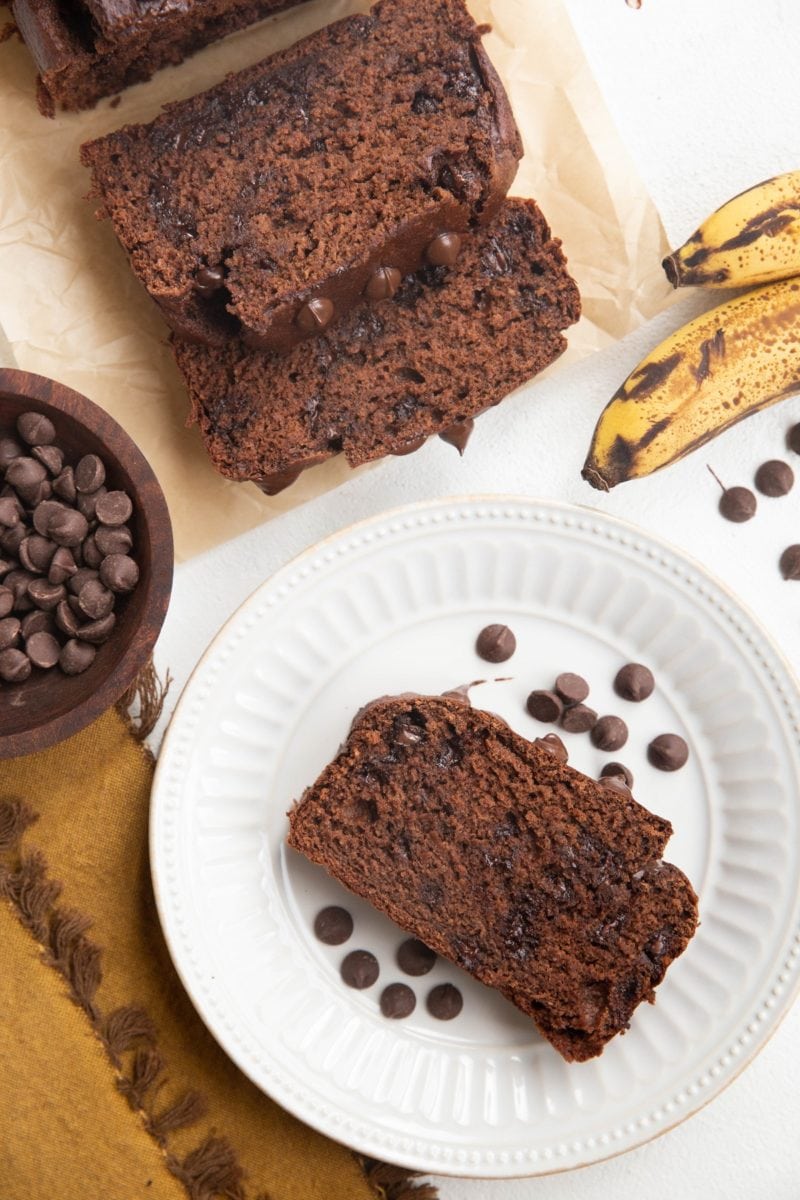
[{"left": 0, "top": 702, "right": 436, "bottom": 1200}]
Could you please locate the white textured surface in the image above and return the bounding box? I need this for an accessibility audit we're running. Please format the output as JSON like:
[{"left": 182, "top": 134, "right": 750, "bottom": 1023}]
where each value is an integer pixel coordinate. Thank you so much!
[{"left": 147, "top": 0, "right": 800, "bottom": 1194}]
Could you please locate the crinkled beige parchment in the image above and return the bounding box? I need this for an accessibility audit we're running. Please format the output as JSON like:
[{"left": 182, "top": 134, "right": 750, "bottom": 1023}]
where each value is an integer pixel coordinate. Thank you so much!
[{"left": 0, "top": 0, "right": 671, "bottom": 560}]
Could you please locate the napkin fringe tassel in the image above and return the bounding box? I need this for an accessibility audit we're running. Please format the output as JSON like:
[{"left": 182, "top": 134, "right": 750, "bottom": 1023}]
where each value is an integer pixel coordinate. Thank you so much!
[{"left": 117, "top": 659, "right": 173, "bottom": 749}]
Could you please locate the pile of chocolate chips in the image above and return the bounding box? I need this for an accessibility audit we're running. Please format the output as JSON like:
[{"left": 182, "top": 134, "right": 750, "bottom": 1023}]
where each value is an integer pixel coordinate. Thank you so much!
[
  {"left": 0, "top": 411, "right": 139, "bottom": 682},
  {"left": 313, "top": 905, "right": 462, "bottom": 1021}
]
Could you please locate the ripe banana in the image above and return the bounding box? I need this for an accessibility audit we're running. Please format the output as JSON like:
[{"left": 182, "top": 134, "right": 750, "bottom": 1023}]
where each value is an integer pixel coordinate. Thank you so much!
[
  {"left": 582, "top": 277, "right": 800, "bottom": 490},
  {"left": 663, "top": 169, "right": 800, "bottom": 289}
]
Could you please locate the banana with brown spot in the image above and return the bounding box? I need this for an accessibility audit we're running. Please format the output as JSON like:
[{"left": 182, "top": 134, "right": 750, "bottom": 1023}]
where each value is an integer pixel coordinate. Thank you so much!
[
  {"left": 664, "top": 169, "right": 800, "bottom": 289},
  {"left": 582, "top": 278, "right": 800, "bottom": 490}
]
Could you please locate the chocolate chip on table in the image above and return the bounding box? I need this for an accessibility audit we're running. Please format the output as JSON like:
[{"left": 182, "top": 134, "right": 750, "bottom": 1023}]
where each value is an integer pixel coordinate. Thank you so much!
[
  {"left": 614, "top": 662, "right": 654, "bottom": 702},
  {"left": 17, "top": 411, "right": 55, "bottom": 447},
  {"left": 397, "top": 938, "right": 437, "bottom": 976},
  {"left": 25, "top": 630, "right": 60, "bottom": 669},
  {"left": 74, "top": 454, "right": 106, "bottom": 494},
  {"left": 99, "top": 553, "right": 139, "bottom": 594},
  {"left": 340, "top": 949, "right": 380, "bottom": 989},
  {"left": 95, "top": 489, "right": 133, "bottom": 527},
  {"left": 475, "top": 623, "right": 516, "bottom": 663},
  {"left": 600, "top": 761, "right": 634, "bottom": 788},
  {"left": 526, "top": 689, "right": 563, "bottom": 722},
  {"left": 59, "top": 638, "right": 96, "bottom": 676},
  {"left": 0, "top": 616, "right": 20, "bottom": 650},
  {"left": 380, "top": 983, "right": 416, "bottom": 1019},
  {"left": 313, "top": 905, "right": 353, "bottom": 946},
  {"left": 779, "top": 545, "right": 800, "bottom": 580},
  {"left": 648, "top": 733, "right": 689, "bottom": 772},
  {"left": 719, "top": 485, "right": 756, "bottom": 523},
  {"left": 554, "top": 672, "right": 589, "bottom": 705},
  {"left": 426, "top": 983, "right": 463, "bottom": 1020},
  {"left": 533, "top": 732, "right": 569, "bottom": 763},
  {"left": 32, "top": 444, "right": 64, "bottom": 476},
  {"left": 95, "top": 524, "right": 132, "bottom": 556},
  {"left": 590, "top": 715, "right": 628, "bottom": 752},
  {"left": 755, "top": 459, "right": 794, "bottom": 497},
  {"left": 0, "top": 647, "right": 31, "bottom": 682},
  {"left": 560, "top": 703, "right": 597, "bottom": 734}
]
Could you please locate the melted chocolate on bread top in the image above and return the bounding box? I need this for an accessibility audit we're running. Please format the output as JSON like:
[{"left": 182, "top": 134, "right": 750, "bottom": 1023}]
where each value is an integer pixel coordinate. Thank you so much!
[
  {"left": 288, "top": 694, "right": 698, "bottom": 1062},
  {"left": 80, "top": 0, "right": 522, "bottom": 349},
  {"left": 172, "top": 198, "right": 581, "bottom": 493}
]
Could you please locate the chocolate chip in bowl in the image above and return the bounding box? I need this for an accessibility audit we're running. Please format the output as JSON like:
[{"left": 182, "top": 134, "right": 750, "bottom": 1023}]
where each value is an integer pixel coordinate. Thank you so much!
[{"left": 0, "top": 369, "right": 172, "bottom": 758}]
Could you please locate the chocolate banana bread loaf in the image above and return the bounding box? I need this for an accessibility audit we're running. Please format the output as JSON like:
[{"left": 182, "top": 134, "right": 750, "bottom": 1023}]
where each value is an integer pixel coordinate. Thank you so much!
[
  {"left": 288, "top": 694, "right": 698, "bottom": 1062},
  {"left": 80, "top": 0, "right": 522, "bottom": 350},
  {"left": 10, "top": 0, "right": 302, "bottom": 116},
  {"left": 172, "top": 198, "right": 581, "bottom": 494}
]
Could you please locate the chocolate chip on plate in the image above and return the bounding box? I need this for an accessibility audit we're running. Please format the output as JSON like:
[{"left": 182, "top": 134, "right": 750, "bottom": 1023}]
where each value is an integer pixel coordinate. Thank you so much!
[
  {"left": 600, "top": 761, "right": 634, "bottom": 788},
  {"left": 0, "top": 647, "right": 31, "bottom": 683},
  {"left": 380, "top": 983, "right": 416, "bottom": 1019},
  {"left": 560, "top": 703, "right": 597, "bottom": 734},
  {"left": 313, "top": 905, "right": 353, "bottom": 946},
  {"left": 526, "top": 689, "right": 563, "bottom": 722},
  {"left": 426, "top": 983, "right": 463, "bottom": 1020},
  {"left": 533, "top": 732, "right": 569, "bottom": 763},
  {"left": 787, "top": 422, "right": 800, "bottom": 455},
  {"left": 25, "top": 630, "right": 60, "bottom": 669},
  {"left": 719, "top": 485, "right": 756, "bottom": 523},
  {"left": 590, "top": 715, "right": 629, "bottom": 752},
  {"left": 779, "top": 545, "right": 800, "bottom": 580},
  {"left": 614, "top": 662, "right": 654, "bottom": 702},
  {"left": 475, "top": 623, "right": 516, "bottom": 663},
  {"left": 647, "top": 733, "right": 689, "bottom": 772},
  {"left": 99, "top": 553, "right": 139, "bottom": 594},
  {"left": 554, "top": 672, "right": 589, "bottom": 705},
  {"left": 397, "top": 938, "right": 437, "bottom": 976},
  {"left": 340, "top": 949, "right": 380, "bottom": 989},
  {"left": 74, "top": 454, "right": 106, "bottom": 494},
  {"left": 755, "top": 459, "right": 794, "bottom": 497},
  {"left": 59, "top": 638, "right": 96, "bottom": 675}
]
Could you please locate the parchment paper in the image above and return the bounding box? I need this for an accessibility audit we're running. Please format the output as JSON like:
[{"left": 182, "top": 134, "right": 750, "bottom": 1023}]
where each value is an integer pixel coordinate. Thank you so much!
[{"left": 0, "top": 0, "right": 671, "bottom": 560}]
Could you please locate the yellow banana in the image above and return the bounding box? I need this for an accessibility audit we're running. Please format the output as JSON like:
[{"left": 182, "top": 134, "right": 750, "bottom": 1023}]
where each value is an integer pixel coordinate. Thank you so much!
[
  {"left": 582, "top": 277, "right": 800, "bottom": 490},
  {"left": 664, "top": 169, "right": 800, "bottom": 289}
]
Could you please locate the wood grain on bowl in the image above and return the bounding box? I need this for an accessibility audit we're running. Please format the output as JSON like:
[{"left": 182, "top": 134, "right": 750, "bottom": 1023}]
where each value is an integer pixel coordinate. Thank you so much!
[{"left": 0, "top": 369, "right": 173, "bottom": 758}]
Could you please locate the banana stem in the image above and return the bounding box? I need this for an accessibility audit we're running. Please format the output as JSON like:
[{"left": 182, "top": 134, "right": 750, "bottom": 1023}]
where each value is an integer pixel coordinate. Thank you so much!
[{"left": 662, "top": 253, "right": 681, "bottom": 288}]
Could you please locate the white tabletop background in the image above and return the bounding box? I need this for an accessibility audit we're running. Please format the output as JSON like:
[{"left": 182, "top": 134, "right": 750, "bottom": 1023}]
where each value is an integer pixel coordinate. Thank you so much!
[{"left": 27, "top": 0, "right": 797, "bottom": 1195}]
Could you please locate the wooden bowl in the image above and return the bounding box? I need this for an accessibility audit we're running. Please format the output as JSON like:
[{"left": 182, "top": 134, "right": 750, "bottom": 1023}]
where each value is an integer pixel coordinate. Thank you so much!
[{"left": 0, "top": 369, "right": 173, "bottom": 759}]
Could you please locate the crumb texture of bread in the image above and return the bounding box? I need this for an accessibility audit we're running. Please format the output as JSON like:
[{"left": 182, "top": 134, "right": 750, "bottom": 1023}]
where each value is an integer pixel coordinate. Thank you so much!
[
  {"left": 79, "top": 0, "right": 522, "bottom": 347},
  {"left": 288, "top": 694, "right": 699, "bottom": 1062},
  {"left": 172, "top": 198, "right": 581, "bottom": 489}
]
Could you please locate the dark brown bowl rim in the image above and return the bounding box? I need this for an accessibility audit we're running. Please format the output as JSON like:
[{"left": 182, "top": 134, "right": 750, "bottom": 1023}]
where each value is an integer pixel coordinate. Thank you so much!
[{"left": 0, "top": 368, "right": 173, "bottom": 759}]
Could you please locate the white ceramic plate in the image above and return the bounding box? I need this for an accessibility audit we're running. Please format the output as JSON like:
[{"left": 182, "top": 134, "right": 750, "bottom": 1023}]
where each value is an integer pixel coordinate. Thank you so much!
[{"left": 151, "top": 498, "right": 800, "bottom": 1178}]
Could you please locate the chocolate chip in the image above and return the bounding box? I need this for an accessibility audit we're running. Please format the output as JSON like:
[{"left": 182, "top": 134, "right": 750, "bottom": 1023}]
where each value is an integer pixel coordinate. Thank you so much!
[
  {"left": 297, "top": 297, "right": 335, "bottom": 333},
  {"left": 755, "top": 459, "right": 793, "bottom": 497},
  {"left": 560, "top": 703, "right": 597, "bottom": 733},
  {"left": 6, "top": 457, "right": 47, "bottom": 499},
  {"left": 59, "top": 638, "right": 96, "bottom": 675},
  {"left": 20, "top": 610, "right": 54, "bottom": 638},
  {"left": 380, "top": 983, "right": 416, "bottom": 1019},
  {"left": 81, "top": 533, "right": 103, "bottom": 568},
  {"left": 74, "top": 454, "right": 106, "bottom": 494},
  {"left": 17, "top": 411, "right": 55, "bottom": 446},
  {"left": 397, "top": 938, "right": 436, "bottom": 976},
  {"left": 76, "top": 485, "right": 106, "bottom": 521},
  {"left": 99, "top": 553, "right": 139, "bottom": 593},
  {"left": 340, "top": 949, "right": 379, "bottom": 989},
  {"left": 0, "top": 496, "right": 21, "bottom": 527},
  {"left": 5, "top": 568, "right": 34, "bottom": 605},
  {"left": 19, "top": 535, "right": 56, "bottom": 574},
  {"left": 475, "top": 623, "right": 516, "bottom": 663},
  {"left": 600, "top": 774, "right": 631, "bottom": 796},
  {"left": 365, "top": 266, "right": 402, "bottom": 301},
  {"left": 313, "top": 905, "right": 353, "bottom": 945},
  {"left": 0, "top": 586, "right": 12, "bottom": 618},
  {"left": 31, "top": 499, "right": 65, "bottom": 538},
  {"left": 600, "top": 761, "right": 634, "bottom": 788},
  {"left": 27, "top": 578, "right": 66, "bottom": 611},
  {"left": 780, "top": 545, "right": 800, "bottom": 580},
  {"left": 555, "top": 672, "right": 589, "bottom": 704},
  {"left": 25, "top": 630, "right": 60, "bottom": 669},
  {"left": 0, "top": 647, "right": 30, "bottom": 682},
  {"left": 55, "top": 599, "right": 81, "bottom": 638},
  {"left": 438, "top": 418, "right": 474, "bottom": 455},
  {"left": 426, "top": 232, "right": 461, "bottom": 267},
  {"left": 0, "top": 616, "right": 20, "bottom": 649},
  {"left": 47, "top": 507, "right": 89, "bottom": 548},
  {"left": 94, "top": 524, "right": 132, "bottom": 556},
  {"left": 0, "top": 437, "right": 23, "bottom": 470},
  {"left": 32, "top": 444, "right": 64, "bottom": 475},
  {"left": 590, "top": 715, "right": 628, "bottom": 751},
  {"left": 52, "top": 467, "right": 76, "bottom": 503},
  {"left": 77, "top": 578, "right": 114, "bottom": 619},
  {"left": 526, "top": 689, "right": 563, "bottom": 722},
  {"left": 1, "top": 525, "right": 25, "bottom": 556},
  {"left": 426, "top": 982, "right": 463, "bottom": 1020},
  {"left": 48, "top": 547, "right": 77, "bottom": 585},
  {"left": 77, "top": 612, "right": 116, "bottom": 644},
  {"left": 614, "top": 662, "right": 654, "bottom": 702},
  {"left": 647, "top": 733, "right": 689, "bottom": 772},
  {"left": 533, "top": 732, "right": 569, "bottom": 763},
  {"left": 95, "top": 490, "right": 132, "bottom": 527},
  {"left": 787, "top": 423, "right": 800, "bottom": 455},
  {"left": 195, "top": 264, "right": 225, "bottom": 296},
  {"left": 719, "top": 486, "right": 756, "bottom": 523}
]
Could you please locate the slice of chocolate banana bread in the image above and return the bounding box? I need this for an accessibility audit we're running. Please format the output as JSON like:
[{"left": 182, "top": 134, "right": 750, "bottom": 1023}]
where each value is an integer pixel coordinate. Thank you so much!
[
  {"left": 288, "top": 694, "right": 698, "bottom": 1062},
  {"left": 172, "top": 198, "right": 581, "bottom": 494},
  {"left": 10, "top": 0, "right": 302, "bottom": 116},
  {"left": 80, "top": 0, "right": 522, "bottom": 350}
]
